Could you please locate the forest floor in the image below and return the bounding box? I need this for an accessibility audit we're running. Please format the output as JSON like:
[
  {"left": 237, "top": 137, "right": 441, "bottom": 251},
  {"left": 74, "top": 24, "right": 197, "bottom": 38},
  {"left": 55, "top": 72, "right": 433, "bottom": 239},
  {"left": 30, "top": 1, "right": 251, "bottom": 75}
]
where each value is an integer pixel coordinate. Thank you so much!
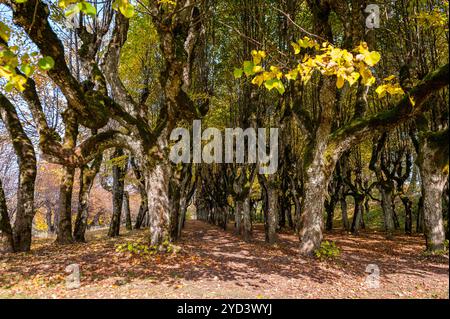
[{"left": 0, "top": 220, "right": 448, "bottom": 299}]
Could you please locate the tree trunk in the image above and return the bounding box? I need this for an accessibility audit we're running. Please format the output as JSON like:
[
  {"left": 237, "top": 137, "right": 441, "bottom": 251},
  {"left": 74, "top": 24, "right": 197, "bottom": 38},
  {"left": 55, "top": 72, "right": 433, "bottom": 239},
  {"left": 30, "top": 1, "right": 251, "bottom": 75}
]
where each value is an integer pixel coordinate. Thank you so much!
[
  {"left": 124, "top": 192, "right": 132, "bottom": 231},
  {"left": 416, "top": 196, "right": 424, "bottom": 233},
  {"left": 400, "top": 195, "right": 413, "bottom": 235},
  {"left": 287, "top": 204, "right": 294, "bottom": 229},
  {"left": 13, "top": 167, "right": 37, "bottom": 251},
  {"left": 0, "top": 178, "right": 14, "bottom": 253},
  {"left": 379, "top": 183, "right": 395, "bottom": 239},
  {"left": 169, "top": 180, "right": 181, "bottom": 239},
  {"left": 56, "top": 110, "right": 78, "bottom": 245},
  {"left": 135, "top": 199, "right": 148, "bottom": 230},
  {"left": 45, "top": 206, "right": 54, "bottom": 234},
  {"left": 177, "top": 195, "right": 188, "bottom": 239},
  {"left": 351, "top": 194, "right": 364, "bottom": 235},
  {"left": 299, "top": 162, "right": 331, "bottom": 255},
  {"left": 0, "top": 93, "right": 37, "bottom": 252},
  {"left": 90, "top": 211, "right": 102, "bottom": 227},
  {"left": 73, "top": 168, "right": 92, "bottom": 242},
  {"left": 266, "top": 183, "right": 278, "bottom": 244},
  {"left": 235, "top": 200, "right": 243, "bottom": 235},
  {"left": 146, "top": 160, "right": 171, "bottom": 246},
  {"left": 392, "top": 208, "right": 400, "bottom": 230},
  {"left": 56, "top": 166, "right": 75, "bottom": 244},
  {"left": 340, "top": 195, "right": 349, "bottom": 231},
  {"left": 131, "top": 157, "right": 147, "bottom": 230},
  {"left": 417, "top": 130, "right": 448, "bottom": 251},
  {"left": 325, "top": 198, "right": 337, "bottom": 231},
  {"left": 74, "top": 155, "right": 101, "bottom": 242},
  {"left": 242, "top": 197, "right": 252, "bottom": 242},
  {"left": 108, "top": 149, "right": 126, "bottom": 237}
]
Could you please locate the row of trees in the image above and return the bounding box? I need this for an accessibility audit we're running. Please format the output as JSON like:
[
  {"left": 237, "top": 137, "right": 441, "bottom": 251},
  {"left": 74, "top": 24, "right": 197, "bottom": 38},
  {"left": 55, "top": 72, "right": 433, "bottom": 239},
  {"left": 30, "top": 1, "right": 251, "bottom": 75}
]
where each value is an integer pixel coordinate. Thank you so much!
[{"left": 0, "top": 0, "right": 448, "bottom": 255}]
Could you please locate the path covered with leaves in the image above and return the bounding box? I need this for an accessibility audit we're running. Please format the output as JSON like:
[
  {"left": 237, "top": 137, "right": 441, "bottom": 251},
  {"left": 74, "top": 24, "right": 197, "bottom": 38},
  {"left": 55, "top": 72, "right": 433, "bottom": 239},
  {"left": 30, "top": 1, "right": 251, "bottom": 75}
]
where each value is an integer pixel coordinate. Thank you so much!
[{"left": 0, "top": 220, "right": 448, "bottom": 299}]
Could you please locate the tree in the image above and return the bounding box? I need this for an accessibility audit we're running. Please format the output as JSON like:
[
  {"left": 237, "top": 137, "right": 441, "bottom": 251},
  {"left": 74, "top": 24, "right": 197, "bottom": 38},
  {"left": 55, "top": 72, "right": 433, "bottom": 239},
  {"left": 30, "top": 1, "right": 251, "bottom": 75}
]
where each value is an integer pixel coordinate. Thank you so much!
[{"left": 1, "top": 0, "right": 208, "bottom": 248}]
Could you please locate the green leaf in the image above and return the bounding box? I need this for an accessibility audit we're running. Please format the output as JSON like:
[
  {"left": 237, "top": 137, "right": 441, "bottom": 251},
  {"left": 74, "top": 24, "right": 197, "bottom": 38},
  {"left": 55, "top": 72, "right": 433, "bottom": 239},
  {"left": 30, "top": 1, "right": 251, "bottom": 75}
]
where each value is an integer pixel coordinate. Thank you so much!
[
  {"left": 233, "top": 68, "right": 243, "bottom": 79},
  {"left": 20, "top": 64, "right": 34, "bottom": 77},
  {"left": 264, "top": 78, "right": 285, "bottom": 95},
  {"left": 65, "top": 3, "right": 82, "bottom": 17},
  {"left": 120, "top": 3, "right": 135, "bottom": 18},
  {"left": 81, "top": 1, "right": 97, "bottom": 17},
  {"left": 275, "top": 81, "right": 285, "bottom": 95},
  {"left": 243, "top": 61, "right": 255, "bottom": 76},
  {"left": 264, "top": 78, "right": 276, "bottom": 90},
  {"left": 38, "top": 56, "right": 55, "bottom": 71}
]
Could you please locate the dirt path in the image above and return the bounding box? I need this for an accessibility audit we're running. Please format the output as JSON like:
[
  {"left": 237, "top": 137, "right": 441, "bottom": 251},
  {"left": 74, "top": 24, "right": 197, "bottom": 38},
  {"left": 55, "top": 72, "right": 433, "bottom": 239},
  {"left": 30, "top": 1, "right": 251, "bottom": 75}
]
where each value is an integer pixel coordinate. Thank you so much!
[{"left": 0, "top": 220, "right": 448, "bottom": 298}]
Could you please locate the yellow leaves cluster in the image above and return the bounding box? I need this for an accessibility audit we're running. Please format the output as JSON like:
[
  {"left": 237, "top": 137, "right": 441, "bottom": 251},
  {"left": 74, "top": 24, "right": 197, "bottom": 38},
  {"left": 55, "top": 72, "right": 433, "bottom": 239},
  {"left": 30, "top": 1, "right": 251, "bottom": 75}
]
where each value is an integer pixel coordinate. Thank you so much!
[
  {"left": 0, "top": 43, "right": 28, "bottom": 91},
  {"left": 1, "top": 41, "right": 55, "bottom": 91},
  {"left": 291, "top": 36, "right": 319, "bottom": 54},
  {"left": 414, "top": 7, "right": 448, "bottom": 29},
  {"left": 59, "top": 1, "right": 97, "bottom": 18},
  {"left": 375, "top": 75, "right": 405, "bottom": 98},
  {"left": 112, "top": 0, "right": 135, "bottom": 18},
  {"left": 311, "top": 44, "right": 360, "bottom": 88},
  {"left": 234, "top": 36, "right": 384, "bottom": 95},
  {"left": 58, "top": 0, "right": 135, "bottom": 18},
  {"left": 251, "top": 50, "right": 266, "bottom": 65}
]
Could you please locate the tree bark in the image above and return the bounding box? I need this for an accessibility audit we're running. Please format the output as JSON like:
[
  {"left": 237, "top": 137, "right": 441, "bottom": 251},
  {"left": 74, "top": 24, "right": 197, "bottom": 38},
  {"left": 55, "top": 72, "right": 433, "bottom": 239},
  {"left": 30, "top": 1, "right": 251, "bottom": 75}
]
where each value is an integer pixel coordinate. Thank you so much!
[
  {"left": 108, "top": 149, "right": 126, "bottom": 237},
  {"left": 401, "top": 195, "right": 413, "bottom": 235},
  {"left": 0, "top": 92, "right": 37, "bottom": 252},
  {"left": 242, "top": 197, "right": 252, "bottom": 242},
  {"left": 56, "top": 110, "right": 78, "bottom": 244},
  {"left": 379, "top": 184, "right": 396, "bottom": 239},
  {"left": 131, "top": 157, "right": 147, "bottom": 230},
  {"left": 56, "top": 166, "right": 75, "bottom": 244},
  {"left": 0, "top": 178, "right": 14, "bottom": 253},
  {"left": 74, "top": 155, "right": 102, "bottom": 242},
  {"left": 351, "top": 194, "right": 364, "bottom": 235},
  {"left": 235, "top": 200, "right": 243, "bottom": 235},
  {"left": 124, "top": 192, "right": 132, "bottom": 231},
  {"left": 146, "top": 156, "right": 171, "bottom": 246},
  {"left": 266, "top": 180, "right": 279, "bottom": 244},
  {"left": 417, "top": 130, "right": 448, "bottom": 251},
  {"left": 340, "top": 195, "right": 349, "bottom": 231},
  {"left": 416, "top": 196, "right": 424, "bottom": 233}
]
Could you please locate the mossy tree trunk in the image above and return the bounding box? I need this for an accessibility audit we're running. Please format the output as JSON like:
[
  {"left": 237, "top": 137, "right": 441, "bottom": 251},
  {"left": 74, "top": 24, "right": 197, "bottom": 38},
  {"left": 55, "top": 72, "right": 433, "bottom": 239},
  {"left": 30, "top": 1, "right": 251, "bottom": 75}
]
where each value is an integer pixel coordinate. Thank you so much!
[
  {"left": 56, "top": 110, "right": 78, "bottom": 245},
  {"left": 73, "top": 154, "right": 102, "bottom": 242},
  {"left": 417, "top": 129, "right": 448, "bottom": 251},
  {"left": 108, "top": 149, "right": 127, "bottom": 237},
  {"left": 0, "top": 178, "right": 14, "bottom": 253},
  {"left": 0, "top": 92, "right": 37, "bottom": 252}
]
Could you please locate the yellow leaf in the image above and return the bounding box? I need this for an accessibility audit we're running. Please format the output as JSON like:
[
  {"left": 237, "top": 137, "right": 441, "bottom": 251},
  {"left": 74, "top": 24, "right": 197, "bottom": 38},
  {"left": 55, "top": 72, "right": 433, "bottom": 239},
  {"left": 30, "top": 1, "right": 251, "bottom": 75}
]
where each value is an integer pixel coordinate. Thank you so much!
[
  {"left": 251, "top": 74, "right": 265, "bottom": 86},
  {"left": 251, "top": 50, "right": 266, "bottom": 64},
  {"left": 375, "top": 84, "right": 387, "bottom": 98},
  {"left": 364, "top": 51, "right": 381, "bottom": 66},
  {"left": 285, "top": 69, "right": 298, "bottom": 81},
  {"left": 383, "top": 75, "right": 396, "bottom": 82},
  {"left": 252, "top": 65, "right": 264, "bottom": 74},
  {"left": 347, "top": 72, "right": 360, "bottom": 86},
  {"left": 291, "top": 42, "right": 300, "bottom": 54},
  {"left": 336, "top": 75, "right": 345, "bottom": 89},
  {"left": 360, "top": 67, "right": 375, "bottom": 86}
]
